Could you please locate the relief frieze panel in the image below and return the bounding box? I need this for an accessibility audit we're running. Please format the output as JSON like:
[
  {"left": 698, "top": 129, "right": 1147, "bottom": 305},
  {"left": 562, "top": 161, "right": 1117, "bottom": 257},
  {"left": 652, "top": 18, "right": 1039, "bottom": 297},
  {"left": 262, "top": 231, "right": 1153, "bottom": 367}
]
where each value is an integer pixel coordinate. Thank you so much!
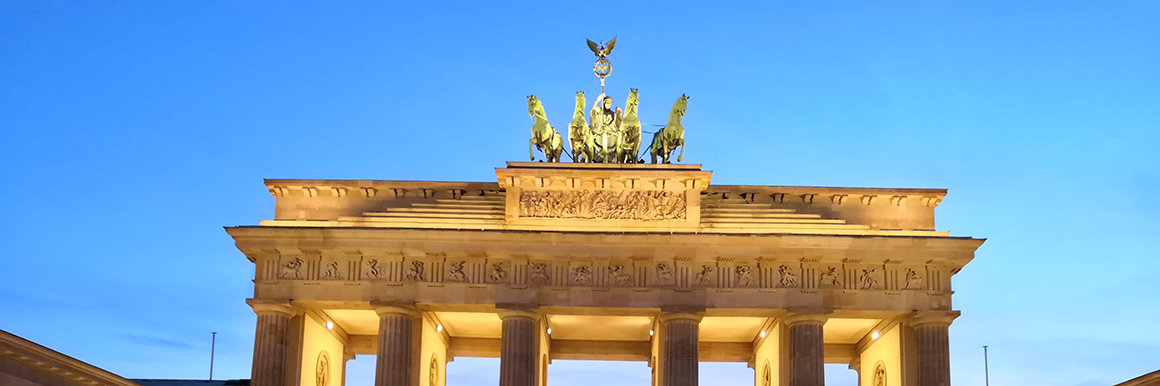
[{"left": 519, "top": 190, "right": 686, "bottom": 220}]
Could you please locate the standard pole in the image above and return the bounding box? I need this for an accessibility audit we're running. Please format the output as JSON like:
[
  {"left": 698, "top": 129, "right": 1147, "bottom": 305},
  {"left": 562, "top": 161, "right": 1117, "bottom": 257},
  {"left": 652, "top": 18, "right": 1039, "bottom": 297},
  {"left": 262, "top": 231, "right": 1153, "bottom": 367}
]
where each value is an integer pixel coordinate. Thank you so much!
[
  {"left": 983, "top": 345, "right": 990, "bottom": 386},
  {"left": 210, "top": 332, "right": 217, "bottom": 381}
]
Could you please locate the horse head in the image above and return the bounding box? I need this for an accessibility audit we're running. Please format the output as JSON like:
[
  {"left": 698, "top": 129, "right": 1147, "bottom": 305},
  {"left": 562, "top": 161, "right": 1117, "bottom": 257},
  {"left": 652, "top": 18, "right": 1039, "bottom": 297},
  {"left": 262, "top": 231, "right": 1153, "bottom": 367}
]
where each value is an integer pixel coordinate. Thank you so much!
[{"left": 575, "top": 91, "right": 586, "bottom": 112}]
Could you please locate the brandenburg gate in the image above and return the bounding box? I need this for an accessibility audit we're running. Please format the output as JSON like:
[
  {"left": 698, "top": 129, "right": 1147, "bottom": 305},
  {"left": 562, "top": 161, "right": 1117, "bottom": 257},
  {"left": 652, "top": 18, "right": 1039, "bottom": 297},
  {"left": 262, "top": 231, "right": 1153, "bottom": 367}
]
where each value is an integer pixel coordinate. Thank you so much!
[{"left": 226, "top": 162, "right": 983, "bottom": 386}]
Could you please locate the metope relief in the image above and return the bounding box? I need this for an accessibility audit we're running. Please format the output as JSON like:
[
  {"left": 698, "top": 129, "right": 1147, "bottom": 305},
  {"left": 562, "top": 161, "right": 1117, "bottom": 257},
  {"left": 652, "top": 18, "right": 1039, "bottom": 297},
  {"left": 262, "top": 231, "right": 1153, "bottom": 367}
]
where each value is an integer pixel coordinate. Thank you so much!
[
  {"left": 778, "top": 265, "right": 799, "bottom": 288},
  {"left": 362, "top": 259, "right": 385, "bottom": 280},
  {"left": 655, "top": 263, "right": 673, "bottom": 284},
  {"left": 489, "top": 262, "right": 508, "bottom": 283},
  {"left": 519, "top": 190, "right": 686, "bottom": 220},
  {"left": 735, "top": 266, "right": 755, "bottom": 287},
  {"left": 529, "top": 263, "right": 550, "bottom": 284},
  {"left": 322, "top": 261, "right": 343, "bottom": 280},
  {"left": 694, "top": 265, "right": 714, "bottom": 286},
  {"left": 859, "top": 268, "right": 881, "bottom": 289},
  {"left": 818, "top": 267, "right": 842, "bottom": 288},
  {"left": 406, "top": 261, "right": 425, "bottom": 282},
  {"left": 572, "top": 266, "right": 593, "bottom": 284},
  {"left": 447, "top": 261, "right": 467, "bottom": 282},
  {"left": 904, "top": 268, "right": 925, "bottom": 290},
  {"left": 280, "top": 258, "right": 303, "bottom": 280},
  {"left": 609, "top": 265, "right": 632, "bottom": 285}
]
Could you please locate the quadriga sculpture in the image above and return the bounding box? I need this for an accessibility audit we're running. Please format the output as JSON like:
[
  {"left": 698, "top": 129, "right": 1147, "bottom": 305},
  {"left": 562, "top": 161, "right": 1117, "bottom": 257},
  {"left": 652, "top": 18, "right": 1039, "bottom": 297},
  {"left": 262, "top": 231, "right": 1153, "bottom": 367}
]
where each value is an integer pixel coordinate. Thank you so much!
[
  {"left": 650, "top": 94, "right": 688, "bottom": 164},
  {"left": 568, "top": 92, "right": 593, "bottom": 163},
  {"left": 618, "top": 88, "right": 642, "bottom": 163},
  {"left": 527, "top": 95, "right": 564, "bottom": 162}
]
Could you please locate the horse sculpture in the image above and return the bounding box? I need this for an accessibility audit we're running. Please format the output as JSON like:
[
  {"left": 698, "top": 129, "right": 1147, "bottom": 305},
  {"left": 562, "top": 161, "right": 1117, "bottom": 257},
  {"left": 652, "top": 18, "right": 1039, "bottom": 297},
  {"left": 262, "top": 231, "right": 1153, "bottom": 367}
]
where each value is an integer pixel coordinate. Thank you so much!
[
  {"left": 650, "top": 94, "right": 688, "bottom": 164},
  {"left": 618, "top": 88, "right": 642, "bottom": 163},
  {"left": 568, "top": 92, "right": 593, "bottom": 163},
  {"left": 528, "top": 95, "right": 564, "bottom": 162}
]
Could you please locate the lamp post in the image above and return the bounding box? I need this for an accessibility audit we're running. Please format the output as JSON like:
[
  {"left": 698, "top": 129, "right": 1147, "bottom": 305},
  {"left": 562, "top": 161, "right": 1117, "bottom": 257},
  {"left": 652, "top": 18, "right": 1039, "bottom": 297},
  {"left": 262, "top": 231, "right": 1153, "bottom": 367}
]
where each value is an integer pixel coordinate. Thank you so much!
[
  {"left": 983, "top": 345, "right": 990, "bottom": 386},
  {"left": 210, "top": 332, "right": 217, "bottom": 381}
]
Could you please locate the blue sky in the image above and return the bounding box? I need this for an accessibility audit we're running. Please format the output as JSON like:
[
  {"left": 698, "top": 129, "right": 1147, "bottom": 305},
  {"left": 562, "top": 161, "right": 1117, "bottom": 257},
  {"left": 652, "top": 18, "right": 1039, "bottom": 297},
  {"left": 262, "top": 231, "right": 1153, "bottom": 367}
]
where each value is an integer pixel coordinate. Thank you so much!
[{"left": 1, "top": 1, "right": 1157, "bottom": 385}]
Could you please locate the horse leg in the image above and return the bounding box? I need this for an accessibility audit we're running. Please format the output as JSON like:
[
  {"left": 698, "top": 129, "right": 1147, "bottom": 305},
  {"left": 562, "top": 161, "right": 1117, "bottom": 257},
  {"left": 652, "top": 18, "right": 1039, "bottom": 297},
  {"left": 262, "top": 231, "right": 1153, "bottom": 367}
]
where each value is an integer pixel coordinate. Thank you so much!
[
  {"left": 677, "top": 139, "right": 685, "bottom": 162},
  {"left": 530, "top": 139, "right": 537, "bottom": 161}
]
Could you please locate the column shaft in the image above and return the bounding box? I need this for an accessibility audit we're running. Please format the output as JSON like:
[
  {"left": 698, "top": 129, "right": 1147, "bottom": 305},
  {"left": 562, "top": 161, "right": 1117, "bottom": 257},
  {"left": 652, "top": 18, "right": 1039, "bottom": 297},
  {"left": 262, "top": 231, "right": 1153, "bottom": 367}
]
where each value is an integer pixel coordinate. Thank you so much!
[
  {"left": 251, "top": 314, "right": 290, "bottom": 386},
  {"left": 375, "top": 309, "right": 418, "bottom": 386},
  {"left": 785, "top": 314, "right": 827, "bottom": 386},
  {"left": 661, "top": 314, "right": 701, "bottom": 386},
  {"left": 915, "top": 324, "right": 951, "bottom": 386},
  {"left": 500, "top": 314, "right": 538, "bottom": 386}
]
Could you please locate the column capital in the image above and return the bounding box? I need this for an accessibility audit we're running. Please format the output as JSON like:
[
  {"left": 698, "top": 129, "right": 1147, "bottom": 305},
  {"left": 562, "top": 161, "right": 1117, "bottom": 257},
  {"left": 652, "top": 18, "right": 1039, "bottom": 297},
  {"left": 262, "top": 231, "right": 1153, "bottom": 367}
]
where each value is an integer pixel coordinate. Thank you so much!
[
  {"left": 246, "top": 299, "right": 296, "bottom": 317},
  {"left": 659, "top": 312, "right": 703, "bottom": 324},
  {"left": 782, "top": 313, "right": 829, "bottom": 327},
  {"left": 371, "top": 301, "right": 420, "bottom": 318},
  {"left": 497, "top": 308, "right": 541, "bottom": 321},
  {"left": 909, "top": 311, "right": 960, "bottom": 329}
]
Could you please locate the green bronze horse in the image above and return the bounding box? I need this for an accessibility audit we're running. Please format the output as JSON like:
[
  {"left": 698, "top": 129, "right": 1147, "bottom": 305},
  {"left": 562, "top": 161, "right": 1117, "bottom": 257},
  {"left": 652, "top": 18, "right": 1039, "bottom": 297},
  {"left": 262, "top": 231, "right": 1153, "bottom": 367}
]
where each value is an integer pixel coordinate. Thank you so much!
[
  {"left": 568, "top": 92, "right": 593, "bottom": 163},
  {"left": 618, "top": 89, "right": 642, "bottom": 163},
  {"left": 528, "top": 95, "right": 564, "bottom": 162},
  {"left": 650, "top": 94, "right": 688, "bottom": 164}
]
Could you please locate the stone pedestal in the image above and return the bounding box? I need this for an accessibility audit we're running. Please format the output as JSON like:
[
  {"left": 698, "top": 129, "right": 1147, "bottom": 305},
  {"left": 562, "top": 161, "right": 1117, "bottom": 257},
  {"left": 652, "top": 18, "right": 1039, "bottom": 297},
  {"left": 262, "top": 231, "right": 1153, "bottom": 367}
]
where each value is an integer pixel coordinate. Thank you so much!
[
  {"left": 248, "top": 301, "right": 295, "bottom": 386},
  {"left": 660, "top": 313, "right": 702, "bottom": 386},
  {"left": 912, "top": 313, "right": 958, "bottom": 386},
  {"left": 499, "top": 309, "right": 540, "bottom": 386},
  {"left": 375, "top": 306, "right": 420, "bottom": 386},
  {"left": 784, "top": 314, "right": 828, "bottom": 386}
]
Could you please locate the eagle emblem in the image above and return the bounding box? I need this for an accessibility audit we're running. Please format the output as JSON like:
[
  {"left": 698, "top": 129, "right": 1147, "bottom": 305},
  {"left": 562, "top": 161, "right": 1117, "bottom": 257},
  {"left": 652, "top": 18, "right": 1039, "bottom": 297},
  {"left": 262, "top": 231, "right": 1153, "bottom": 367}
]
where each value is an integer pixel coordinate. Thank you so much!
[{"left": 586, "top": 37, "right": 617, "bottom": 58}]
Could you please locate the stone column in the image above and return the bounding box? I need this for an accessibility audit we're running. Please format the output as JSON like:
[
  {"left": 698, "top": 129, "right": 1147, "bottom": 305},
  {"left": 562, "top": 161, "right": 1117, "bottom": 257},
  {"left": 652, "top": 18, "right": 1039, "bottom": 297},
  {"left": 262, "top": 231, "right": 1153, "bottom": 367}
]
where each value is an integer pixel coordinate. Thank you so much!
[
  {"left": 660, "top": 313, "right": 702, "bottom": 386},
  {"left": 783, "top": 314, "right": 828, "bottom": 386},
  {"left": 498, "top": 309, "right": 541, "bottom": 386},
  {"left": 248, "top": 301, "right": 295, "bottom": 386},
  {"left": 375, "top": 305, "right": 420, "bottom": 386},
  {"left": 911, "top": 312, "right": 958, "bottom": 386}
]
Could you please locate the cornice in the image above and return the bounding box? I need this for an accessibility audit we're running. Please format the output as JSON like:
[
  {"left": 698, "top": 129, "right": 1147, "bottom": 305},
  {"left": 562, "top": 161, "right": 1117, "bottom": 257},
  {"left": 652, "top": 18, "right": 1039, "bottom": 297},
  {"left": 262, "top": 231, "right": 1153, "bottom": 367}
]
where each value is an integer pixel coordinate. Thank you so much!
[{"left": 0, "top": 329, "right": 140, "bottom": 386}]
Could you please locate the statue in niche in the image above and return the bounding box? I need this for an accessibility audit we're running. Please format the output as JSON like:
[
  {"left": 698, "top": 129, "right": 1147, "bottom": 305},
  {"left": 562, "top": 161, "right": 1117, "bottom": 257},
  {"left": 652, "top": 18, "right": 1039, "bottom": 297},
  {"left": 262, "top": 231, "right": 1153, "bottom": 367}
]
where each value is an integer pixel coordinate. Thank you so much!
[
  {"left": 694, "top": 265, "right": 714, "bottom": 286},
  {"left": 489, "top": 262, "right": 507, "bottom": 282},
  {"left": 819, "top": 267, "right": 841, "bottom": 288},
  {"left": 280, "top": 258, "right": 303, "bottom": 280},
  {"left": 529, "top": 263, "right": 550, "bottom": 284},
  {"left": 572, "top": 266, "right": 592, "bottom": 284},
  {"left": 655, "top": 263, "right": 673, "bottom": 284},
  {"left": 859, "top": 268, "right": 879, "bottom": 289},
  {"left": 735, "top": 266, "right": 754, "bottom": 287},
  {"left": 778, "top": 265, "right": 799, "bottom": 288},
  {"left": 904, "top": 268, "right": 925, "bottom": 290},
  {"left": 610, "top": 265, "right": 632, "bottom": 285},
  {"left": 322, "top": 261, "right": 342, "bottom": 279},
  {"left": 406, "top": 261, "right": 425, "bottom": 281},
  {"left": 362, "top": 259, "right": 384, "bottom": 280},
  {"left": 447, "top": 261, "right": 466, "bottom": 282}
]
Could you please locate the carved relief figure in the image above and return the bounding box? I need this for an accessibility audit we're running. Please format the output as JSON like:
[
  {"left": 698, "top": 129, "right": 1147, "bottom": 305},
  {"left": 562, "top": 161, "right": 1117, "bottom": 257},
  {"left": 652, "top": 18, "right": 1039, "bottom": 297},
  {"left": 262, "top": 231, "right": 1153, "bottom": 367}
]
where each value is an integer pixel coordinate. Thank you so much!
[
  {"left": 489, "top": 262, "right": 507, "bottom": 282},
  {"left": 655, "top": 263, "right": 673, "bottom": 284},
  {"left": 694, "top": 265, "right": 714, "bottom": 286},
  {"left": 859, "top": 268, "right": 879, "bottom": 289},
  {"left": 904, "top": 268, "right": 925, "bottom": 290},
  {"left": 873, "top": 362, "right": 886, "bottom": 386},
  {"left": 529, "top": 263, "right": 550, "bottom": 284},
  {"left": 519, "top": 190, "right": 686, "bottom": 220},
  {"left": 819, "top": 267, "right": 841, "bottom": 288},
  {"left": 572, "top": 266, "right": 592, "bottom": 284},
  {"left": 735, "top": 266, "right": 754, "bottom": 287},
  {"left": 362, "top": 259, "right": 384, "bottom": 280},
  {"left": 778, "top": 265, "right": 799, "bottom": 288},
  {"left": 610, "top": 265, "right": 632, "bottom": 285},
  {"left": 322, "top": 261, "right": 342, "bottom": 280},
  {"left": 447, "top": 261, "right": 466, "bottom": 282},
  {"left": 280, "top": 258, "right": 303, "bottom": 280},
  {"left": 406, "top": 261, "right": 425, "bottom": 282},
  {"left": 315, "top": 351, "right": 329, "bottom": 386}
]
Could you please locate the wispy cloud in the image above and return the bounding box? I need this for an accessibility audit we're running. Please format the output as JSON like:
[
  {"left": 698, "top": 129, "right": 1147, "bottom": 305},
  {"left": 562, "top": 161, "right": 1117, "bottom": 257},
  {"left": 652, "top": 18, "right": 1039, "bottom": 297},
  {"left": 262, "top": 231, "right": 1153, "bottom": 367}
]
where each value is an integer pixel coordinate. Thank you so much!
[{"left": 121, "top": 334, "right": 196, "bottom": 350}]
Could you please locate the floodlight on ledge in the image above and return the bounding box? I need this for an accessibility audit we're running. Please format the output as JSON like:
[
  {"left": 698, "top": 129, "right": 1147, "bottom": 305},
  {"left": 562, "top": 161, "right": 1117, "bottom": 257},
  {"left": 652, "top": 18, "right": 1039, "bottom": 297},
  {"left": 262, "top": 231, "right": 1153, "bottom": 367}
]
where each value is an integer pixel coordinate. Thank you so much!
[
  {"left": 326, "top": 321, "right": 333, "bottom": 330},
  {"left": 760, "top": 331, "right": 766, "bottom": 338},
  {"left": 649, "top": 330, "right": 654, "bottom": 337},
  {"left": 437, "top": 325, "right": 443, "bottom": 332},
  {"left": 872, "top": 331, "right": 880, "bottom": 340},
  {"left": 547, "top": 328, "right": 552, "bottom": 335}
]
